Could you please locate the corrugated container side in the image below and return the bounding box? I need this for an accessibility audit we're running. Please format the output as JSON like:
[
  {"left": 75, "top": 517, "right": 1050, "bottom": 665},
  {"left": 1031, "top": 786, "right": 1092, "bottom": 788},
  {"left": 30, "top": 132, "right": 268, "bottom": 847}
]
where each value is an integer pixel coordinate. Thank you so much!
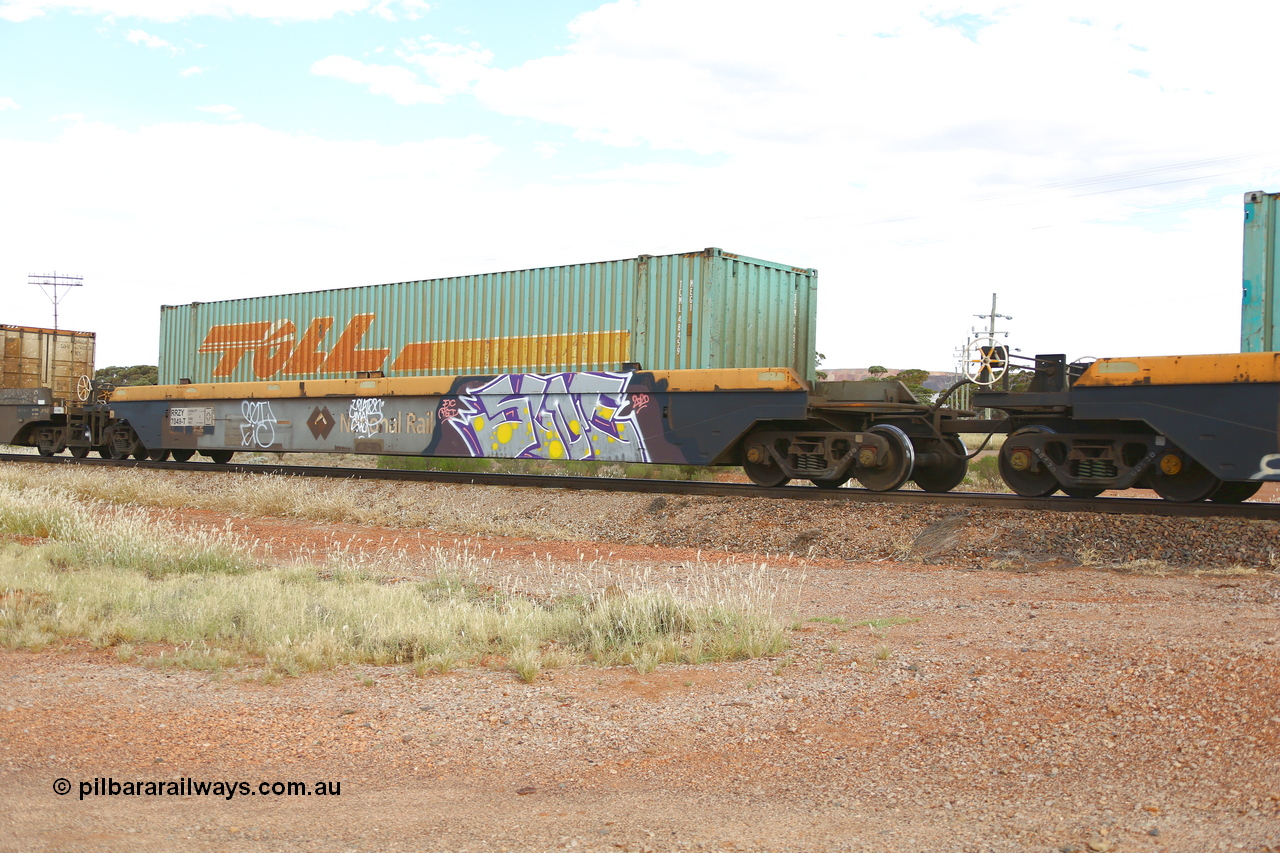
[
  {"left": 1242, "top": 190, "right": 1279, "bottom": 352},
  {"left": 1, "top": 325, "right": 96, "bottom": 402},
  {"left": 159, "top": 248, "right": 818, "bottom": 385}
]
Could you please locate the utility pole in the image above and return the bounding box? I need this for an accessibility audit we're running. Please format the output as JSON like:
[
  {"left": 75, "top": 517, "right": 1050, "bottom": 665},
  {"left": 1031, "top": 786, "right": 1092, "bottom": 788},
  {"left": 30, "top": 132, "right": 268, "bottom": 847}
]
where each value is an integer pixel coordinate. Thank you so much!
[
  {"left": 29, "top": 272, "right": 84, "bottom": 331},
  {"left": 951, "top": 330, "right": 978, "bottom": 411},
  {"left": 970, "top": 293, "right": 1012, "bottom": 419},
  {"left": 975, "top": 292, "right": 1012, "bottom": 341}
]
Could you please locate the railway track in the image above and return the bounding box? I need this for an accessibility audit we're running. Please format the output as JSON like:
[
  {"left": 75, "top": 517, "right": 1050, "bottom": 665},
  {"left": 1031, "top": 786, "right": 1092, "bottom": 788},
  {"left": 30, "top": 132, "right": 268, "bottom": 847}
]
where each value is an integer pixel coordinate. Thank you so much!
[{"left": 3, "top": 452, "right": 1278, "bottom": 520}]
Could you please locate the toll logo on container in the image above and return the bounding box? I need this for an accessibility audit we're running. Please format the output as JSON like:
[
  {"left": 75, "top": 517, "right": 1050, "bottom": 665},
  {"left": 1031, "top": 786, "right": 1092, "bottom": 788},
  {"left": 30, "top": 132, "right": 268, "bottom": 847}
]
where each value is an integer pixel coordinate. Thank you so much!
[
  {"left": 196, "top": 315, "right": 630, "bottom": 379},
  {"left": 198, "top": 316, "right": 385, "bottom": 378}
]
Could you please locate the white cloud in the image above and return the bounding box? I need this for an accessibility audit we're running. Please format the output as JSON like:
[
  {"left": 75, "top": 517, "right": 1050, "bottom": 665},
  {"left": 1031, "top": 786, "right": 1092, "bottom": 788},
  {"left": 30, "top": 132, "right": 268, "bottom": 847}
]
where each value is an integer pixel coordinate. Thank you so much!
[
  {"left": 180, "top": 65, "right": 206, "bottom": 76},
  {"left": 399, "top": 39, "right": 491, "bottom": 95},
  {"left": 0, "top": 0, "right": 422, "bottom": 21},
  {"left": 0, "top": 121, "right": 503, "bottom": 365},
  {"left": 2, "top": 0, "right": 1275, "bottom": 371},
  {"left": 349, "top": 0, "right": 1279, "bottom": 192},
  {"left": 0, "top": 97, "right": 19, "bottom": 110},
  {"left": 311, "top": 55, "right": 447, "bottom": 105},
  {"left": 126, "top": 28, "right": 178, "bottom": 53},
  {"left": 310, "top": 40, "right": 490, "bottom": 107},
  {"left": 370, "top": 0, "right": 426, "bottom": 21},
  {"left": 198, "top": 104, "right": 241, "bottom": 120},
  {"left": 532, "top": 141, "right": 561, "bottom": 159}
]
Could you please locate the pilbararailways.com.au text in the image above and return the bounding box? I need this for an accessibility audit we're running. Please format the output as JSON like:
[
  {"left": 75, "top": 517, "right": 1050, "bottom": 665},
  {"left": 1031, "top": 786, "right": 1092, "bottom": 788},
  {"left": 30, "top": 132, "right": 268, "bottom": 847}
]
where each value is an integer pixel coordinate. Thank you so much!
[{"left": 54, "top": 777, "right": 341, "bottom": 801}]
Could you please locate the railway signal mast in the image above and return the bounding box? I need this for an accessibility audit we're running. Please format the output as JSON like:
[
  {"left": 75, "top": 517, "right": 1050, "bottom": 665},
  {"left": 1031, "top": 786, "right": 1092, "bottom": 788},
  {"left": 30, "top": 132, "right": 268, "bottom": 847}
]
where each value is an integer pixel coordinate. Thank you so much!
[{"left": 29, "top": 271, "right": 83, "bottom": 331}]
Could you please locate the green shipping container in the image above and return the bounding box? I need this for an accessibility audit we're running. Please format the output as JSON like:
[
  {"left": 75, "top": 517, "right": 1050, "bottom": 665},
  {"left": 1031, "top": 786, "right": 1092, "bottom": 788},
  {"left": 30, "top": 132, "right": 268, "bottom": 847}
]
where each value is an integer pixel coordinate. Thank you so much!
[
  {"left": 159, "top": 248, "right": 819, "bottom": 385},
  {"left": 1242, "top": 190, "right": 1280, "bottom": 351}
]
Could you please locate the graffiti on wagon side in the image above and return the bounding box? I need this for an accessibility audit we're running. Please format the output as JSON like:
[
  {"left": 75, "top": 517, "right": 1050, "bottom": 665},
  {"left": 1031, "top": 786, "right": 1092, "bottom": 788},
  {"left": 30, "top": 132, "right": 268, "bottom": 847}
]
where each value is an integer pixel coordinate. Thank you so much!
[
  {"left": 308, "top": 400, "right": 434, "bottom": 438},
  {"left": 448, "top": 371, "right": 649, "bottom": 462},
  {"left": 240, "top": 401, "right": 278, "bottom": 448},
  {"left": 346, "top": 397, "right": 386, "bottom": 439}
]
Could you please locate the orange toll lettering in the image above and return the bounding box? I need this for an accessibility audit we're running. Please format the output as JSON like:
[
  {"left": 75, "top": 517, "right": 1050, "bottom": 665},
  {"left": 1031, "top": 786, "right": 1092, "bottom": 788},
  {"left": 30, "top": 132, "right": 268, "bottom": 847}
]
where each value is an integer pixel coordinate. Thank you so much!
[
  {"left": 198, "top": 322, "right": 274, "bottom": 377},
  {"left": 320, "top": 314, "right": 391, "bottom": 374},
  {"left": 390, "top": 342, "right": 432, "bottom": 372},
  {"left": 282, "top": 318, "right": 335, "bottom": 375},
  {"left": 253, "top": 321, "right": 297, "bottom": 379},
  {"left": 320, "top": 312, "right": 389, "bottom": 371}
]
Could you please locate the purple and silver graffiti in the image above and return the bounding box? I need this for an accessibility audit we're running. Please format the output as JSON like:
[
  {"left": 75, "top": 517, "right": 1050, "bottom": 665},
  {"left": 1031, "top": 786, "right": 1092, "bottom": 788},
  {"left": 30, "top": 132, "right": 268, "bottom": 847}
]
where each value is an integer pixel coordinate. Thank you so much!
[{"left": 447, "top": 371, "right": 650, "bottom": 462}]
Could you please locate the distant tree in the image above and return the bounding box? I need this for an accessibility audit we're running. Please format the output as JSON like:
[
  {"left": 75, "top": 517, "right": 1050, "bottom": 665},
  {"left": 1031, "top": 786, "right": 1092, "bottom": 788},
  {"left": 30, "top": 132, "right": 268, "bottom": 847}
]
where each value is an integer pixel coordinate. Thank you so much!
[
  {"left": 893, "top": 368, "right": 934, "bottom": 404},
  {"left": 95, "top": 365, "right": 158, "bottom": 386},
  {"left": 867, "top": 365, "right": 888, "bottom": 376},
  {"left": 815, "top": 351, "right": 828, "bottom": 381}
]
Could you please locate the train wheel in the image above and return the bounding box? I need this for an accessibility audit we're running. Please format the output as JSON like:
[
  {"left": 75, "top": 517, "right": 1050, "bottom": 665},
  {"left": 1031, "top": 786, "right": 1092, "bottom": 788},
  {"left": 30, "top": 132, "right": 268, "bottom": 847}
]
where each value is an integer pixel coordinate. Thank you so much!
[
  {"left": 68, "top": 426, "right": 92, "bottom": 458},
  {"left": 997, "top": 426, "right": 1060, "bottom": 497},
  {"left": 36, "top": 431, "right": 66, "bottom": 457},
  {"left": 1062, "top": 487, "right": 1105, "bottom": 498},
  {"left": 912, "top": 436, "right": 969, "bottom": 493},
  {"left": 1147, "top": 453, "right": 1218, "bottom": 502},
  {"left": 1207, "top": 480, "right": 1262, "bottom": 504},
  {"left": 744, "top": 457, "right": 789, "bottom": 487},
  {"left": 206, "top": 450, "right": 235, "bottom": 464},
  {"left": 108, "top": 426, "right": 146, "bottom": 460},
  {"left": 146, "top": 449, "right": 171, "bottom": 462},
  {"left": 855, "top": 424, "right": 915, "bottom": 492},
  {"left": 95, "top": 444, "right": 115, "bottom": 459},
  {"left": 742, "top": 432, "right": 789, "bottom": 487},
  {"left": 169, "top": 449, "right": 195, "bottom": 463},
  {"left": 811, "top": 473, "right": 850, "bottom": 489}
]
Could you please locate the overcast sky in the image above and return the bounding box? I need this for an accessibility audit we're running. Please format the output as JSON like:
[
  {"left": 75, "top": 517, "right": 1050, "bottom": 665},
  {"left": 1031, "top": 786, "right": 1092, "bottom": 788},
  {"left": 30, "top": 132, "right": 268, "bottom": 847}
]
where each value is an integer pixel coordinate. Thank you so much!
[{"left": 3, "top": 0, "right": 1278, "bottom": 374}]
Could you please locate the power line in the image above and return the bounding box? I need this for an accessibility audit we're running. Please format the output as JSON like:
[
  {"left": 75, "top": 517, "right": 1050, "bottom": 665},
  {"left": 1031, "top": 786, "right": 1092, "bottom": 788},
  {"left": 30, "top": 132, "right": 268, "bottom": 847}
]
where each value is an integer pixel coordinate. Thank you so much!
[{"left": 28, "top": 272, "right": 84, "bottom": 331}]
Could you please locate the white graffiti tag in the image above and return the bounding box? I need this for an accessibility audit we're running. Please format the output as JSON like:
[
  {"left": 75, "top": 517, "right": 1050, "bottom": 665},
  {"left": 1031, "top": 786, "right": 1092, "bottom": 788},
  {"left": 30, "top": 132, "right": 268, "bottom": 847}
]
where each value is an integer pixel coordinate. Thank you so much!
[
  {"left": 449, "top": 372, "right": 649, "bottom": 463},
  {"left": 240, "top": 400, "right": 278, "bottom": 448},
  {"left": 347, "top": 397, "right": 387, "bottom": 438},
  {"left": 1251, "top": 452, "right": 1280, "bottom": 480}
]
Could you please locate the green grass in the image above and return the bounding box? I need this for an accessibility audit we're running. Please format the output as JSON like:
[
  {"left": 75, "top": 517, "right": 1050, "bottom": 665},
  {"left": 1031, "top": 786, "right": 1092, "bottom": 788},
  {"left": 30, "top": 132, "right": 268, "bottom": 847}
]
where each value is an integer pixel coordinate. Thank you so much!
[{"left": 958, "top": 453, "right": 1007, "bottom": 492}]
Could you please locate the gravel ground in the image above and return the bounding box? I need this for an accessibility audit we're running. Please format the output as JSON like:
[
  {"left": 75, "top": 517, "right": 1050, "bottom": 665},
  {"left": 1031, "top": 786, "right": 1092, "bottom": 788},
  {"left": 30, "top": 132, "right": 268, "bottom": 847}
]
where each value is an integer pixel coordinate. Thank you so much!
[{"left": 1, "top": 480, "right": 1278, "bottom": 852}]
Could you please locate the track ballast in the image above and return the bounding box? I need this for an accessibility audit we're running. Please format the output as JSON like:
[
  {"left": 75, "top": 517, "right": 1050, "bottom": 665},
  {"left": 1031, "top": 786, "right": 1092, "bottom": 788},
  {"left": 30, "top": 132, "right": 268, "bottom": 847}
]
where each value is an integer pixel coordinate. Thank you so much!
[{"left": 2, "top": 453, "right": 1277, "bottom": 521}]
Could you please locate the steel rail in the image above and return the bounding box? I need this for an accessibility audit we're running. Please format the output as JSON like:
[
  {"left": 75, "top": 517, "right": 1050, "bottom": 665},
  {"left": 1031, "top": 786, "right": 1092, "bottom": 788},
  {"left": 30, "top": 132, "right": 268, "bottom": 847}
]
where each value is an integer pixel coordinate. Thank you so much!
[{"left": 3, "top": 453, "right": 1278, "bottom": 520}]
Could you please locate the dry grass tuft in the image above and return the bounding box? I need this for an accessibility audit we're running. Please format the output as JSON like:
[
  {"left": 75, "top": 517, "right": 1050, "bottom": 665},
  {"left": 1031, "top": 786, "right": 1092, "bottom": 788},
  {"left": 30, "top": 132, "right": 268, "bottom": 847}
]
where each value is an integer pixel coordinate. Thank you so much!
[
  {"left": 0, "top": 480, "right": 792, "bottom": 677},
  {"left": 0, "top": 465, "right": 573, "bottom": 541}
]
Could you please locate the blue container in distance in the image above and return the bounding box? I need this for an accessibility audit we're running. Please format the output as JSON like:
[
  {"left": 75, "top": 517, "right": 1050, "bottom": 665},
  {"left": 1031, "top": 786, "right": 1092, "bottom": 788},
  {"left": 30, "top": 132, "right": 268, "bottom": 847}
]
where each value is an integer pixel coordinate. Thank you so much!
[{"left": 1242, "top": 190, "right": 1280, "bottom": 352}]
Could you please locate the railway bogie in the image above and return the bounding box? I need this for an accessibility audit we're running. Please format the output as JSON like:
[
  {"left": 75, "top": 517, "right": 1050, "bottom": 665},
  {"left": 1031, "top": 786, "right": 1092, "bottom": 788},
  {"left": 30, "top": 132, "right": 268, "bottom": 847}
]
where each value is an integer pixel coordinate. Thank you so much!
[{"left": 974, "top": 352, "right": 1280, "bottom": 502}]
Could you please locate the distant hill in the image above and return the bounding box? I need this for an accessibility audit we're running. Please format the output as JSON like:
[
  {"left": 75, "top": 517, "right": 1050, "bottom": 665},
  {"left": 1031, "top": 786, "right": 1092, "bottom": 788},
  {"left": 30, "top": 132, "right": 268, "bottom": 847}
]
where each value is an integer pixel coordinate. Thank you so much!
[{"left": 822, "top": 368, "right": 963, "bottom": 393}]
